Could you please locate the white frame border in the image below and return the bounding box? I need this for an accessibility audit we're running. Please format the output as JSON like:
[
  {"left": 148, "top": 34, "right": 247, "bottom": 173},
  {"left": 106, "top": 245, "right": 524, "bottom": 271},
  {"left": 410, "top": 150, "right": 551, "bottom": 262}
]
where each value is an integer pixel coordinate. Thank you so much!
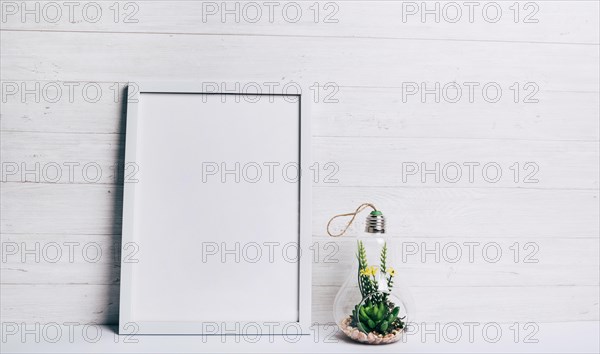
[{"left": 119, "top": 82, "right": 311, "bottom": 335}]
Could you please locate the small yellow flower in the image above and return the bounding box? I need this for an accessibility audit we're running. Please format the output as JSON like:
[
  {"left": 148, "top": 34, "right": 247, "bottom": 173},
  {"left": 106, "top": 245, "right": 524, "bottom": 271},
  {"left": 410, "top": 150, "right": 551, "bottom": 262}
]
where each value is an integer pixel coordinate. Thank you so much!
[
  {"left": 360, "top": 266, "right": 378, "bottom": 276},
  {"left": 387, "top": 267, "right": 396, "bottom": 276}
]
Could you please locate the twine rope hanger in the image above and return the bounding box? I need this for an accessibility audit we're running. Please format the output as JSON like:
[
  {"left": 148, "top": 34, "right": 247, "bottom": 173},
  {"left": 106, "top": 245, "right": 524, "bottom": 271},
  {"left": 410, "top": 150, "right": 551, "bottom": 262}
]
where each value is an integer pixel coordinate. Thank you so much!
[{"left": 326, "top": 203, "right": 378, "bottom": 237}]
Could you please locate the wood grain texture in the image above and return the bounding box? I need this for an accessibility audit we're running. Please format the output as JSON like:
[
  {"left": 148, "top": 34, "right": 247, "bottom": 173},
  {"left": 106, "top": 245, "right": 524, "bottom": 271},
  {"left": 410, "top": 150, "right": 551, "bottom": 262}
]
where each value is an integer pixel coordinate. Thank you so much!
[
  {"left": 2, "top": 132, "right": 598, "bottom": 187},
  {"left": 2, "top": 83, "right": 599, "bottom": 142},
  {"left": 2, "top": 184, "right": 598, "bottom": 237},
  {"left": 2, "top": 1, "right": 598, "bottom": 44},
  {"left": 1, "top": 233, "right": 121, "bottom": 285},
  {"left": 0, "top": 284, "right": 120, "bottom": 324},
  {"left": 310, "top": 236, "right": 600, "bottom": 287},
  {"left": 2, "top": 284, "right": 597, "bottom": 324},
  {"left": 3, "top": 233, "right": 598, "bottom": 287},
  {"left": 2, "top": 31, "right": 598, "bottom": 92},
  {"left": 312, "top": 285, "right": 600, "bottom": 324},
  {"left": 1, "top": 0, "right": 598, "bottom": 327}
]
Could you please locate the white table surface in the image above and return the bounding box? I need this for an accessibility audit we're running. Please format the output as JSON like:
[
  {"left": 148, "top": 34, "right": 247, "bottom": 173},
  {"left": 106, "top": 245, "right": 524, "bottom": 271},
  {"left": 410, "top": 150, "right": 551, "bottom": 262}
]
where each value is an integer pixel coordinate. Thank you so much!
[{"left": 2, "top": 322, "right": 599, "bottom": 353}]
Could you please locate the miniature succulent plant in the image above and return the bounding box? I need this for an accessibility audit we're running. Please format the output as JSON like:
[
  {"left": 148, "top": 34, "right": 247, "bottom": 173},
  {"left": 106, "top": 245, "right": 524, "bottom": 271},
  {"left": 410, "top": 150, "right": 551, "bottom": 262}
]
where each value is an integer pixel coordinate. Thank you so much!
[
  {"left": 351, "top": 301, "right": 403, "bottom": 335},
  {"left": 349, "top": 241, "right": 405, "bottom": 335}
]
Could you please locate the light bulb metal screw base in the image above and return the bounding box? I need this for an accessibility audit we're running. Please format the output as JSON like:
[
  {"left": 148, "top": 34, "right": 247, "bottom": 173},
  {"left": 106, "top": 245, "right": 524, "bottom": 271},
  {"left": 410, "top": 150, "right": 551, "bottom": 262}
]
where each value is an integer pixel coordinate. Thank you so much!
[{"left": 365, "top": 210, "right": 386, "bottom": 234}]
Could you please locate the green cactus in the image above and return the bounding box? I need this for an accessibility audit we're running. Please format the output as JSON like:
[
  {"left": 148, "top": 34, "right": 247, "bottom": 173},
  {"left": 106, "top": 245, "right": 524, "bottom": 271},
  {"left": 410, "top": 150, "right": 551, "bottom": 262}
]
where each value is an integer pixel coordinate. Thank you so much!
[{"left": 348, "top": 242, "right": 406, "bottom": 336}]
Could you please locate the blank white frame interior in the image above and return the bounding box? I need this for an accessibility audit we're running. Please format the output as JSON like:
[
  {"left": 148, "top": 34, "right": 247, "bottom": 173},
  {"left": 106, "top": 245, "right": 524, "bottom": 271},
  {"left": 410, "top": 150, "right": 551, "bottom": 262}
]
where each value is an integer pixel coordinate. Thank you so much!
[{"left": 119, "top": 82, "right": 311, "bottom": 335}]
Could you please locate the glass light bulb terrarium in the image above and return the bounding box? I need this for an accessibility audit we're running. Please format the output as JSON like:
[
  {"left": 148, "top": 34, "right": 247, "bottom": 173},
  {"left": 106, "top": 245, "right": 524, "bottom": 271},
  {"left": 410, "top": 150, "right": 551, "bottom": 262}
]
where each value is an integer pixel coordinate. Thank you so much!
[{"left": 329, "top": 206, "right": 414, "bottom": 344}]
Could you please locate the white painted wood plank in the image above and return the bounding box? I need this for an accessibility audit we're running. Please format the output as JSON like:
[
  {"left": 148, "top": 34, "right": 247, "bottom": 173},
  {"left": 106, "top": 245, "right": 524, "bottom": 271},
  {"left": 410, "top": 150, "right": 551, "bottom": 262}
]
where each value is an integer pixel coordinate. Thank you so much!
[
  {"left": 316, "top": 138, "right": 599, "bottom": 189},
  {"left": 2, "top": 1, "right": 598, "bottom": 44},
  {"left": 0, "top": 81, "right": 128, "bottom": 134},
  {"left": 312, "top": 285, "right": 600, "bottom": 323},
  {"left": 2, "top": 132, "right": 597, "bottom": 188},
  {"left": 2, "top": 31, "right": 597, "bottom": 92},
  {"left": 2, "top": 128, "right": 225, "bottom": 185},
  {"left": 2, "top": 284, "right": 597, "bottom": 324},
  {"left": 312, "top": 187, "right": 599, "bottom": 238},
  {"left": 2, "top": 83, "right": 598, "bottom": 141},
  {"left": 1, "top": 184, "right": 598, "bottom": 237},
  {"left": 0, "top": 132, "right": 124, "bottom": 185},
  {"left": 3, "top": 233, "right": 598, "bottom": 287},
  {"left": 0, "top": 183, "right": 123, "bottom": 235},
  {"left": 310, "top": 236, "right": 600, "bottom": 287},
  {"left": 1, "top": 233, "right": 121, "bottom": 285},
  {"left": 0, "top": 284, "right": 119, "bottom": 324},
  {"left": 314, "top": 88, "right": 600, "bottom": 141}
]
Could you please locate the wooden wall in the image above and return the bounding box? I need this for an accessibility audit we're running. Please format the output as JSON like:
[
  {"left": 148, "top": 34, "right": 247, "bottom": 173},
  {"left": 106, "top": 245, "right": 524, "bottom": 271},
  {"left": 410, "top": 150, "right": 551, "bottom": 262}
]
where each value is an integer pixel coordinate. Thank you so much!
[{"left": 1, "top": 0, "right": 598, "bottom": 325}]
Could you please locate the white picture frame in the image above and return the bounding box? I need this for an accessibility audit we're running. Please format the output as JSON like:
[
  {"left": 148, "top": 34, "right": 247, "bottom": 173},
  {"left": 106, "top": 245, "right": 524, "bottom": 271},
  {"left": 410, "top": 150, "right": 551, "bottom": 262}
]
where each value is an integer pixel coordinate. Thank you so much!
[{"left": 119, "top": 82, "right": 311, "bottom": 335}]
